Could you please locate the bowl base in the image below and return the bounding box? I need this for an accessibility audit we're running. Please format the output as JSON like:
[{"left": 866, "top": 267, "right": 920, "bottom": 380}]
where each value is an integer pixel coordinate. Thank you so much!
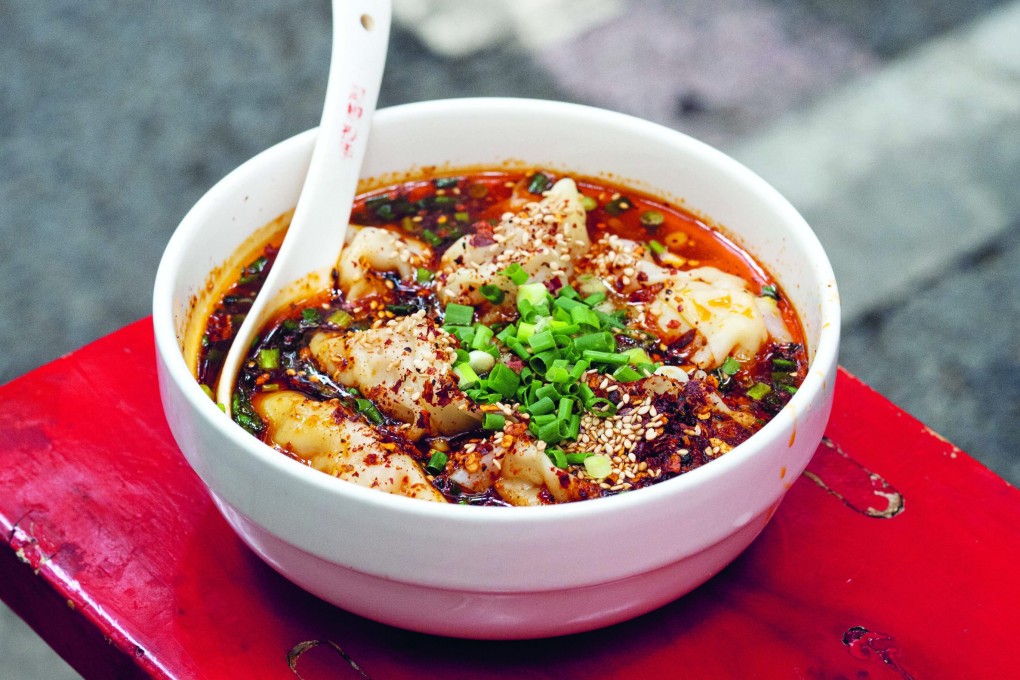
[{"left": 216, "top": 496, "right": 772, "bottom": 639}]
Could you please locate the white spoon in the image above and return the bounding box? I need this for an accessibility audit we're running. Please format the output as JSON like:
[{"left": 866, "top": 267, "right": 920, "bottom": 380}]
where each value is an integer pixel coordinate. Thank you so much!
[{"left": 217, "top": 0, "right": 391, "bottom": 414}]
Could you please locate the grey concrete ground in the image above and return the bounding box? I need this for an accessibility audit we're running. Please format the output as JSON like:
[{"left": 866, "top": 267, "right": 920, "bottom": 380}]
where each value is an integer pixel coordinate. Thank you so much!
[{"left": 2, "top": 0, "right": 1019, "bottom": 676}]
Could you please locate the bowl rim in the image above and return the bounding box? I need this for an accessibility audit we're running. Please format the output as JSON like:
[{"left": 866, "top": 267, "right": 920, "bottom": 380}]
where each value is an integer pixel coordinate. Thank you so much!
[{"left": 153, "top": 97, "right": 841, "bottom": 527}]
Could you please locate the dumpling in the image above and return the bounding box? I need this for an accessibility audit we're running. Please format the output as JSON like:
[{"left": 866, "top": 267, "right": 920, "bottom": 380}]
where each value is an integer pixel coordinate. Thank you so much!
[
  {"left": 578, "top": 234, "right": 790, "bottom": 369},
  {"left": 442, "top": 422, "right": 600, "bottom": 506},
  {"left": 308, "top": 310, "right": 482, "bottom": 440},
  {"left": 647, "top": 266, "right": 787, "bottom": 368},
  {"left": 437, "top": 178, "right": 590, "bottom": 310},
  {"left": 252, "top": 390, "right": 446, "bottom": 503},
  {"left": 337, "top": 226, "right": 431, "bottom": 301},
  {"left": 494, "top": 428, "right": 599, "bottom": 506}
]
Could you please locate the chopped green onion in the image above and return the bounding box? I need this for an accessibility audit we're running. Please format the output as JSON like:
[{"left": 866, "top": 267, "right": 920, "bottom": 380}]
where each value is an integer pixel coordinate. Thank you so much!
[
  {"left": 573, "top": 331, "right": 616, "bottom": 354},
  {"left": 453, "top": 363, "right": 481, "bottom": 389},
  {"left": 487, "top": 363, "right": 521, "bottom": 399},
  {"left": 444, "top": 303, "right": 475, "bottom": 326},
  {"left": 355, "top": 398, "right": 384, "bottom": 425},
  {"left": 584, "top": 454, "right": 613, "bottom": 479},
  {"left": 624, "top": 347, "right": 652, "bottom": 365},
  {"left": 434, "top": 176, "right": 460, "bottom": 189},
  {"left": 640, "top": 210, "right": 665, "bottom": 226},
  {"left": 468, "top": 350, "right": 496, "bottom": 374},
  {"left": 582, "top": 350, "right": 629, "bottom": 365},
  {"left": 612, "top": 365, "right": 642, "bottom": 382},
  {"left": 587, "top": 398, "right": 618, "bottom": 418},
  {"left": 545, "top": 365, "right": 571, "bottom": 383},
  {"left": 301, "top": 308, "right": 321, "bottom": 323},
  {"left": 515, "top": 321, "right": 537, "bottom": 341},
  {"left": 483, "top": 413, "right": 506, "bottom": 430},
  {"left": 565, "top": 452, "right": 591, "bottom": 466},
  {"left": 772, "top": 357, "right": 796, "bottom": 370},
  {"left": 454, "top": 211, "right": 470, "bottom": 223},
  {"left": 386, "top": 304, "right": 417, "bottom": 315},
  {"left": 580, "top": 195, "right": 598, "bottom": 211},
  {"left": 604, "top": 196, "right": 632, "bottom": 215},
  {"left": 238, "top": 255, "right": 269, "bottom": 284},
  {"left": 426, "top": 450, "right": 448, "bottom": 474},
  {"left": 595, "top": 309, "right": 627, "bottom": 329},
  {"left": 527, "top": 172, "right": 551, "bottom": 194},
  {"left": 647, "top": 239, "right": 667, "bottom": 255},
  {"left": 257, "top": 348, "right": 280, "bottom": 370},
  {"left": 527, "top": 330, "right": 556, "bottom": 353},
  {"left": 501, "top": 263, "right": 529, "bottom": 285},
  {"left": 517, "top": 282, "right": 549, "bottom": 307},
  {"left": 445, "top": 325, "right": 475, "bottom": 345},
  {"left": 583, "top": 292, "right": 607, "bottom": 307},
  {"left": 547, "top": 448, "right": 568, "bottom": 469},
  {"left": 471, "top": 325, "right": 494, "bottom": 350},
  {"left": 506, "top": 337, "right": 530, "bottom": 359},
  {"left": 556, "top": 397, "right": 574, "bottom": 422},
  {"left": 536, "top": 420, "right": 564, "bottom": 445},
  {"left": 720, "top": 356, "right": 741, "bottom": 376},
  {"left": 421, "top": 229, "right": 443, "bottom": 247},
  {"left": 415, "top": 267, "right": 434, "bottom": 283},
  {"left": 480, "top": 284, "right": 506, "bottom": 304},
  {"left": 527, "top": 396, "right": 556, "bottom": 416},
  {"left": 747, "top": 383, "right": 772, "bottom": 400},
  {"left": 760, "top": 285, "right": 780, "bottom": 300}
]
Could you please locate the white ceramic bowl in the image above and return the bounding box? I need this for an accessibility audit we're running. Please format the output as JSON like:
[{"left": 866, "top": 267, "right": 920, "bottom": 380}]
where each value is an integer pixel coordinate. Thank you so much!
[{"left": 154, "top": 98, "right": 840, "bottom": 639}]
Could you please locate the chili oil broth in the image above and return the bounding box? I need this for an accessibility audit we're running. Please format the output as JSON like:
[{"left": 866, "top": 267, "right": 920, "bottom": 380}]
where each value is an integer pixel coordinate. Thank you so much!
[{"left": 197, "top": 170, "right": 808, "bottom": 500}]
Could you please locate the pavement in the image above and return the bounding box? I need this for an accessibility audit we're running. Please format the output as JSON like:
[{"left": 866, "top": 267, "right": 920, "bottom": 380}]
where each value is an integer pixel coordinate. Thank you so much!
[{"left": 2, "top": 0, "right": 1018, "bottom": 676}]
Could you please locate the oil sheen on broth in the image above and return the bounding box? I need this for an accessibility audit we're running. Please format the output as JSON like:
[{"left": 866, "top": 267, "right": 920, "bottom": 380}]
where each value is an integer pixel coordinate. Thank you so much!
[{"left": 198, "top": 170, "right": 807, "bottom": 506}]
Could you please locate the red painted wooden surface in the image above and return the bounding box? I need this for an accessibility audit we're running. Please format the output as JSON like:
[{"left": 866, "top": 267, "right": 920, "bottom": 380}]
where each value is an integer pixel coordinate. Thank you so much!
[{"left": 2, "top": 318, "right": 1019, "bottom": 679}]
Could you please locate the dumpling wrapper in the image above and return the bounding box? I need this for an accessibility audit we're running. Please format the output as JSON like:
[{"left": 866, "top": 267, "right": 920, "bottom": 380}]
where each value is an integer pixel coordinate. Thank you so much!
[
  {"left": 337, "top": 226, "right": 431, "bottom": 301},
  {"left": 252, "top": 390, "right": 446, "bottom": 503},
  {"left": 309, "top": 310, "right": 482, "bottom": 440},
  {"left": 437, "top": 178, "right": 590, "bottom": 311}
]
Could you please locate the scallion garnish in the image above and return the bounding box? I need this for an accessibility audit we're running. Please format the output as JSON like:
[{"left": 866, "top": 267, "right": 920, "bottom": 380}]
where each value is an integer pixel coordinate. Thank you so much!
[
  {"left": 326, "top": 310, "right": 353, "bottom": 328},
  {"left": 640, "top": 210, "right": 665, "bottom": 227},
  {"left": 501, "top": 262, "right": 530, "bottom": 286},
  {"left": 760, "top": 284, "right": 780, "bottom": 300},
  {"left": 421, "top": 229, "right": 443, "bottom": 247},
  {"left": 355, "top": 398, "right": 384, "bottom": 424},
  {"left": 415, "top": 267, "right": 434, "bottom": 283},
  {"left": 433, "top": 177, "right": 459, "bottom": 189},
  {"left": 548, "top": 448, "right": 568, "bottom": 469},
  {"left": 256, "top": 348, "right": 280, "bottom": 370},
  {"left": 747, "top": 383, "right": 772, "bottom": 400},
  {"left": 604, "top": 196, "right": 632, "bottom": 216},
  {"left": 426, "top": 450, "right": 448, "bottom": 474},
  {"left": 483, "top": 413, "right": 506, "bottom": 430},
  {"left": 720, "top": 356, "right": 741, "bottom": 376},
  {"left": 479, "top": 284, "right": 506, "bottom": 304},
  {"left": 444, "top": 303, "right": 475, "bottom": 326},
  {"left": 301, "top": 308, "right": 321, "bottom": 323},
  {"left": 452, "top": 363, "right": 481, "bottom": 388},
  {"left": 647, "top": 239, "right": 667, "bottom": 255},
  {"left": 583, "top": 454, "right": 612, "bottom": 479},
  {"left": 527, "top": 172, "right": 551, "bottom": 194}
]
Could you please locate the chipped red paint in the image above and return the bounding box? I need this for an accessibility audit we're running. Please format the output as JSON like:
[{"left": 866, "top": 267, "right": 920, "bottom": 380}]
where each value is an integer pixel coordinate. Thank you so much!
[
  {"left": 2, "top": 319, "right": 1020, "bottom": 679},
  {"left": 803, "top": 437, "right": 906, "bottom": 518}
]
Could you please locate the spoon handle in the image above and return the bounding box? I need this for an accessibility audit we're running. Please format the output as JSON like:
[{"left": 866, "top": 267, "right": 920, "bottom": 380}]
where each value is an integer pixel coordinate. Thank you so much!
[
  {"left": 217, "top": 0, "right": 391, "bottom": 412},
  {"left": 293, "top": 0, "right": 391, "bottom": 258}
]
